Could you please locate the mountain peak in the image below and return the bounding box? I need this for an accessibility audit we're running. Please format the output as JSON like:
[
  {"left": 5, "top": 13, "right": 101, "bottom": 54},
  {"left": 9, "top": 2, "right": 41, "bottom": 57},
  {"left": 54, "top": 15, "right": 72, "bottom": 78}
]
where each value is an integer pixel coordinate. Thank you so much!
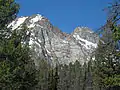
[
  {"left": 8, "top": 14, "right": 99, "bottom": 65},
  {"left": 73, "top": 27, "right": 93, "bottom": 33},
  {"left": 30, "top": 14, "right": 43, "bottom": 23},
  {"left": 8, "top": 14, "right": 47, "bottom": 29}
]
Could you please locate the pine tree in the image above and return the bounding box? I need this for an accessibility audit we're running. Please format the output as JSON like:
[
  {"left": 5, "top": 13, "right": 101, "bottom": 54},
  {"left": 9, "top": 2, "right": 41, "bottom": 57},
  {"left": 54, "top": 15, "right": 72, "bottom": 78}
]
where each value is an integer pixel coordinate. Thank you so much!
[
  {"left": 0, "top": 0, "right": 19, "bottom": 28},
  {"left": 92, "top": 1, "right": 120, "bottom": 89},
  {"left": 36, "top": 60, "right": 49, "bottom": 90},
  {"left": 0, "top": 25, "right": 38, "bottom": 89},
  {"left": 86, "top": 60, "right": 93, "bottom": 90},
  {"left": 0, "top": 0, "right": 38, "bottom": 89},
  {"left": 58, "top": 64, "right": 69, "bottom": 90}
]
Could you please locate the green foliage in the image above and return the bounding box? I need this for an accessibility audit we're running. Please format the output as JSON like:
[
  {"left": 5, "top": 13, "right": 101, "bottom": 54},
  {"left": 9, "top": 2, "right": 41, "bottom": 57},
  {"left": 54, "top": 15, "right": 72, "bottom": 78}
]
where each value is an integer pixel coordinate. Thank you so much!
[
  {"left": 112, "top": 25, "right": 120, "bottom": 41},
  {"left": 92, "top": 1, "right": 120, "bottom": 90},
  {"left": 35, "top": 60, "right": 59, "bottom": 90},
  {"left": 0, "top": 25, "right": 38, "bottom": 89},
  {"left": 103, "top": 74, "right": 120, "bottom": 87},
  {"left": 0, "top": 0, "right": 37, "bottom": 88},
  {"left": 57, "top": 60, "right": 93, "bottom": 90},
  {"left": 1, "top": 0, "right": 120, "bottom": 89},
  {"left": 0, "top": 0, "right": 19, "bottom": 28}
]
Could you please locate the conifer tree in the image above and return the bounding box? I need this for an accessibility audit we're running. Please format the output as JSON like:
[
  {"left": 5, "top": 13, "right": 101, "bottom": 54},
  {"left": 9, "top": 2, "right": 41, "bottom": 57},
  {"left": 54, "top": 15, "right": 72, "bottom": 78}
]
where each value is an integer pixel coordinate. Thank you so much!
[
  {"left": 92, "top": 1, "right": 120, "bottom": 89},
  {"left": 0, "top": 0, "right": 38, "bottom": 89}
]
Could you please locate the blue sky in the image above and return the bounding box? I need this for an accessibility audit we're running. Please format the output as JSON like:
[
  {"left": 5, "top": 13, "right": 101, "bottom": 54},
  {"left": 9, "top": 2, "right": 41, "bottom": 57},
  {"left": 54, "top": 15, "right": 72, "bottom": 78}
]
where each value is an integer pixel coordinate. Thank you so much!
[{"left": 16, "top": 0, "right": 110, "bottom": 33}]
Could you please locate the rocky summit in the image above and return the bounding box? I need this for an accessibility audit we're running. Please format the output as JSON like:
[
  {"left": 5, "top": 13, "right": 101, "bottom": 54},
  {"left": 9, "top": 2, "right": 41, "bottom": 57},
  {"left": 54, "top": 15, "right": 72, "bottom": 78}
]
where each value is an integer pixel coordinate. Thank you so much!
[{"left": 8, "top": 14, "right": 99, "bottom": 66}]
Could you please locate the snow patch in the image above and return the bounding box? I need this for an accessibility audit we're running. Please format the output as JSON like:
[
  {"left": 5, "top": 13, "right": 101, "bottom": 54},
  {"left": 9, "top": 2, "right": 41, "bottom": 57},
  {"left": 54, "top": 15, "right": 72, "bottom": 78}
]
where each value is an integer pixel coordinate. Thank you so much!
[
  {"left": 46, "top": 49, "right": 51, "bottom": 53},
  {"left": 73, "top": 34, "right": 97, "bottom": 49},
  {"left": 28, "top": 14, "right": 43, "bottom": 28},
  {"left": 63, "top": 40, "right": 68, "bottom": 43},
  {"left": 38, "top": 39, "right": 42, "bottom": 43},
  {"left": 8, "top": 14, "right": 43, "bottom": 29},
  {"left": 8, "top": 17, "right": 28, "bottom": 30},
  {"left": 29, "top": 38, "right": 34, "bottom": 45},
  {"left": 35, "top": 41, "right": 41, "bottom": 47},
  {"left": 30, "top": 14, "right": 42, "bottom": 23},
  {"left": 28, "top": 23, "right": 35, "bottom": 28}
]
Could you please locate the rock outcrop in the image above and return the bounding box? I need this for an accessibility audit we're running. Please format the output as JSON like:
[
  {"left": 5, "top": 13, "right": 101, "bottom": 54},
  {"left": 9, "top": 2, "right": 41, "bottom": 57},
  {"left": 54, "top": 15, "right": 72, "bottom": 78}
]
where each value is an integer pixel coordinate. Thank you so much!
[{"left": 8, "top": 14, "right": 99, "bottom": 66}]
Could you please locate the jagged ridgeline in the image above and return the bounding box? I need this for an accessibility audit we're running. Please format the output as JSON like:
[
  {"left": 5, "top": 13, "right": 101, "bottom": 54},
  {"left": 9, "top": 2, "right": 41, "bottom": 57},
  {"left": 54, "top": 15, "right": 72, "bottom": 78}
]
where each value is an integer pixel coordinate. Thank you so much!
[{"left": 8, "top": 14, "right": 99, "bottom": 66}]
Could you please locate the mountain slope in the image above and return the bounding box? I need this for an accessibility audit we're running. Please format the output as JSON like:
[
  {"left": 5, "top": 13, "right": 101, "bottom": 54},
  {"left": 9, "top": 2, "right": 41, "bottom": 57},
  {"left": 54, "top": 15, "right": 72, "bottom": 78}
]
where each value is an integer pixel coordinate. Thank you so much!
[{"left": 8, "top": 14, "right": 99, "bottom": 66}]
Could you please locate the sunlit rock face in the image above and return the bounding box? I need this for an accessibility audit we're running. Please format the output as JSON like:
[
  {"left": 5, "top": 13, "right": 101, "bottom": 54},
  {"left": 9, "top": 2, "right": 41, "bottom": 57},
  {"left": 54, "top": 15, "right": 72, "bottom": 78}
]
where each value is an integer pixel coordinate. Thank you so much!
[{"left": 8, "top": 14, "right": 99, "bottom": 66}]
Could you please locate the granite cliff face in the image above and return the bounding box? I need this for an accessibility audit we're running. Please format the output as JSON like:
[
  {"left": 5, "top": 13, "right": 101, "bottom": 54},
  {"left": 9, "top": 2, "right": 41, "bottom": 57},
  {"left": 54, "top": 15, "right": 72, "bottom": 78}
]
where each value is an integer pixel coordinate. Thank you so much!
[{"left": 8, "top": 14, "right": 99, "bottom": 66}]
